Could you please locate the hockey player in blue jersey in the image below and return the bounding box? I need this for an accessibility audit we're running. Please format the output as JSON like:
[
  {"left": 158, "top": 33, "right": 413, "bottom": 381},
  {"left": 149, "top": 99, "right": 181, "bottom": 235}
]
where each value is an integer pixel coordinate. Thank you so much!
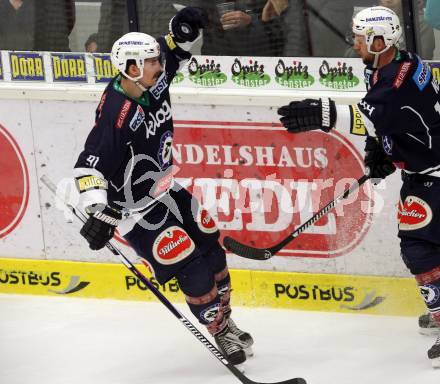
[
  {"left": 278, "top": 6, "right": 440, "bottom": 367},
  {"left": 73, "top": 7, "right": 253, "bottom": 365}
]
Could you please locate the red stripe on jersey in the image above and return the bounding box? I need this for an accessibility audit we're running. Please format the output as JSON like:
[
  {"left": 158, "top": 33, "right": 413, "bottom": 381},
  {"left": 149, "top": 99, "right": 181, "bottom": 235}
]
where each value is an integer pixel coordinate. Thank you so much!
[
  {"left": 97, "top": 92, "right": 107, "bottom": 113},
  {"left": 92, "top": 92, "right": 107, "bottom": 129},
  {"left": 116, "top": 100, "right": 132, "bottom": 129},
  {"left": 393, "top": 61, "right": 412, "bottom": 89},
  {"left": 372, "top": 70, "right": 379, "bottom": 86}
]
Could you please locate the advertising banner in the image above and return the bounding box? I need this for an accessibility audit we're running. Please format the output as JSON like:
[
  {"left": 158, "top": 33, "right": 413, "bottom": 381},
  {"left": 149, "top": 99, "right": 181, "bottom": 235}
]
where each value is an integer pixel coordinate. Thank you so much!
[
  {"left": 92, "top": 54, "right": 119, "bottom": 83},
  {"left": 0, "top": 257, "right": 425, "bottom": 316},
  {"left": 0, "top": 123, "right": 29, "bottom": 239},
  {"left": 9, "top": 52, "right": 45, "bottom": 81},
  {"left": 0, "top": 50, "right": 368, "bottom": 92},
  {"left": 172, "top": 121, "right": 373, "bottom": 258},
  {"left": 50, "top": 53, "right": 87, "bottom": 83},
  {"left": 0, "top": 99, "right": 406, "bottom": 279},
  {"left": 0, "top": 99, "right": 44, "bottom": 259},
  {"left": 0, "top": 49, "right": 438, "bottom": 92}
]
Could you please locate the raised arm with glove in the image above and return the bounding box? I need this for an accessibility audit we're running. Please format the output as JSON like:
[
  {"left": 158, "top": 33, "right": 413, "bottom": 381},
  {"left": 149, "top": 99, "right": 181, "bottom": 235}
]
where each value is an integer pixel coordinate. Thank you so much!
[{"left": 169, "top": 6, "right": 208, "bottom": 44}]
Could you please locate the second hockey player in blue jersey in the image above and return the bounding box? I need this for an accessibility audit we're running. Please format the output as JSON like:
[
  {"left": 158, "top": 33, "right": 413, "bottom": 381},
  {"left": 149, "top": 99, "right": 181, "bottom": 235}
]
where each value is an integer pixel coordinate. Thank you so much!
[
  {"left": 278, "top": 6, "right": 440, "bottom": 367},
  {"left": 73, "top": 7, "right": 253, "bottom": 365}
]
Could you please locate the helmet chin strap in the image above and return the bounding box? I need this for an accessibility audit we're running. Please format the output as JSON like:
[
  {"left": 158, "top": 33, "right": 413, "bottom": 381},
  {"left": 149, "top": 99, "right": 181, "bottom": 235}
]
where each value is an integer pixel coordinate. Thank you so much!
[
  {"left": 368, "top": 43, "right": 392, "bottom": 69},
  {"left": 125, "top": 61, "right": 164, "bottom": 93},
  {"left": 134, "top": 81, "right": 147, "bottom": 92},
  {"left": 123, "top": 72, "right": 149, "bottom": 93},
  {"left": 372, "top": 53, "right": 380, "bottom": 69}
]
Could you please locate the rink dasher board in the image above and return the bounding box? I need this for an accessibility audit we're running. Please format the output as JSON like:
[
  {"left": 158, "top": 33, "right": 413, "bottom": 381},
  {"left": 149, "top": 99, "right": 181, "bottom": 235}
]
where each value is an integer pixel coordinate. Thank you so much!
[
  {"left": 0, "top": 97, "right": 408, "bottom": 277},
  {"left": 0, "top": 257, "right": 425, "bottom": 317}
]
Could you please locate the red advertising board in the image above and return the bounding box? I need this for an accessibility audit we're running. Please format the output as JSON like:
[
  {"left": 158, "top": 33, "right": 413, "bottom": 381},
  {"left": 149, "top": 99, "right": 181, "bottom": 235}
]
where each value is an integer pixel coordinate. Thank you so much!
[
  {"left": 174, "top": 120, "right": 372, "bottom": 258},
  {"left": 0, "top": 124, "right": 29, "bottom": 238}
]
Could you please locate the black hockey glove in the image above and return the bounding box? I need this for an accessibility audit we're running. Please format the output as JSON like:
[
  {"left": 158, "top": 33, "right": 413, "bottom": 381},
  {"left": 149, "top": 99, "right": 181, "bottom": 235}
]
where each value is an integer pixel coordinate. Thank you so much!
[
  {"left": 278, "top": 98, "right": 336, "bottom": 133},
  {"left": 170, "top": 6, "right": 208, "bottom": 43},
  {"left": 80, "top": 204, "right": 122, "bottom": 250},
  {"left": 364, "top": 136, "right": 396, "bottom": 183}
]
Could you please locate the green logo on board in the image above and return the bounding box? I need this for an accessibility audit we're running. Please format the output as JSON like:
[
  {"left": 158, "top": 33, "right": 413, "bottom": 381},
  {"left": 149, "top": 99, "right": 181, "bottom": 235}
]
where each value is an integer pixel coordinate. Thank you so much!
[
  {"left": 319, "top": 60, "right": 359, "bottom": 89},
  {"left": 231, "top": 58, "right": 270, "bottom": 87},
  {"left": 275, "top": 59, "right": 314, "bottom": 88},
  {"left": 188, "top": 57, "right": 227, "bottom": 87},
  {"left": 172, "top": 72, "right": 184, "bottom": 84}
]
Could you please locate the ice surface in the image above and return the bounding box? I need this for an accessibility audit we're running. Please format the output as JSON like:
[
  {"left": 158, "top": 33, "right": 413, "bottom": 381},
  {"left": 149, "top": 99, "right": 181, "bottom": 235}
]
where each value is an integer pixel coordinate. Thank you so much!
[{"left": 0, "top": 294, "right": 438, "bottom": 384}]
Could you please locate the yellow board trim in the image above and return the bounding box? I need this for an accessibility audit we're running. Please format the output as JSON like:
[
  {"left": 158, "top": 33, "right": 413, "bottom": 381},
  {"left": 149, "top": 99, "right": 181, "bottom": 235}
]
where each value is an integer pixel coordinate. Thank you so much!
[{"left": 0, "top": 258, "right": 425, "bottom": 316}]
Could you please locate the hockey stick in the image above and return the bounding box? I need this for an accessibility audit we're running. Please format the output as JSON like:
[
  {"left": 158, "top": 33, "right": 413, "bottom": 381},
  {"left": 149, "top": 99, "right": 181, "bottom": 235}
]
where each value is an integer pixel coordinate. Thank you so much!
[
  {"left": 224, "top": 174, "right": 370, "bottom": 260},
  {"left": 40, "top": 175, "right": 306, "bottom": 384}
]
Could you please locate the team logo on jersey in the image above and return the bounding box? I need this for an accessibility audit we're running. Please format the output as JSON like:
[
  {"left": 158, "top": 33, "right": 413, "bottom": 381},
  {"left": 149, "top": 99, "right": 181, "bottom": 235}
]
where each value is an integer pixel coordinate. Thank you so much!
[
  {"left": 149, "top": 72, "right": 168, "bottom": 100},
  {"left": 200, "top": 303, "right": 221, "bottom": 323},
  {"left": 398, "top": 195, "right": 433, "bottom": 231},
  {"left": 197, "top": 208, "right": 218, "bottom": 234},
  {"left": 145, "top": 100, "right": 172, "bottom": 139},
  {"left": 158, "top": 131, "right": 173, "bottom": 169},
  {"left": 382, "top": 136, "right": 393, "bottom": 155},
  {"left": 152, "top": 226, "right": 195, "bottom": 265},
  {"left": 129, "top": 105, "right": 146, "bottom": 132},
  {"left": 420, "top": 284, "right": 440, "bottom": 307}
]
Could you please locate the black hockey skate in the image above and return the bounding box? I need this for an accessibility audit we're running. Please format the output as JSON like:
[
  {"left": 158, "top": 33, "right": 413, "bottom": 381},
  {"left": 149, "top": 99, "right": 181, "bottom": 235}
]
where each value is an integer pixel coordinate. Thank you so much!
[
  {"left": 214, "top": 324, "right": 247, "bottom": 365},
  {"left": 419, "top": 312, "right": 440, "bottom": 336},
  {"left": 428, "top": 334, "right": 440, "bottom": 368},
  {"left": 228, "top": 318, "right": 254, "bottom": 356}
]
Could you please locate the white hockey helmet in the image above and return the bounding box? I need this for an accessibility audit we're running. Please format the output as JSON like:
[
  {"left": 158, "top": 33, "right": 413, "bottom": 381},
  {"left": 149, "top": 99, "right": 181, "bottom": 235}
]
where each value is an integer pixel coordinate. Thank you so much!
[
  {"left": 111, "top": 32, "right": 161, "bottom": 82},
  {"left": 352, "top": 6, "right": 402, "bottom": 55}
]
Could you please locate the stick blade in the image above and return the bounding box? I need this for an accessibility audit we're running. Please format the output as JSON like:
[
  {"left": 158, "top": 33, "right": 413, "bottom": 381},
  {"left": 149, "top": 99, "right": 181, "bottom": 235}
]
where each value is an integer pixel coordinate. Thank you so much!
[
  {"left": 283, "top": 379, "right": 306, "bottom": 384},
  {"left": 223, "top": 236, "right": 273, "bottom": 260},
  {"left": 251, "top": 378, "right": 307, "bottom": 384},
  {"left": 276, "top": 379, "right": 306, "bottom": 384}
]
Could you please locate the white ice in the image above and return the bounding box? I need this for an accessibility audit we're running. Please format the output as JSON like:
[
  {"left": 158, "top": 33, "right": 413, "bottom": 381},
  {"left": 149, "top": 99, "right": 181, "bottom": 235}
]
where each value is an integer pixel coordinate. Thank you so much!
[{"left": 0, "top": 293, "right": 439, "bottom": 384}]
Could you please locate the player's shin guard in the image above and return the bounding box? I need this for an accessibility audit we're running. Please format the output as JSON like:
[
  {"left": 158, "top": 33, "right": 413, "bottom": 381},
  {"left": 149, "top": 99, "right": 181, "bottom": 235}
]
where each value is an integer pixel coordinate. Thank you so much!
[
  {"left": 416, "top": 267, "right": 440, "bottom": 367},
  {"left": 185, "top": 288, "right": 246, "bottom": 365},
  {"left": 215, "top": 266, "right": 254, "bottom": 355}
]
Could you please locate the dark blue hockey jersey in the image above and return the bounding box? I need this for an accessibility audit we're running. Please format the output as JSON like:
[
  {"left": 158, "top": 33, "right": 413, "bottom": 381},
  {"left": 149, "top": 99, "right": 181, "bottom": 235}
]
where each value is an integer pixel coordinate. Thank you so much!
[
  {"left": 74, "top": 36, "right": 191, "bottom": 213},
  {"left": 348, "top": 50, "right": 440, "bottom": 176}
]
